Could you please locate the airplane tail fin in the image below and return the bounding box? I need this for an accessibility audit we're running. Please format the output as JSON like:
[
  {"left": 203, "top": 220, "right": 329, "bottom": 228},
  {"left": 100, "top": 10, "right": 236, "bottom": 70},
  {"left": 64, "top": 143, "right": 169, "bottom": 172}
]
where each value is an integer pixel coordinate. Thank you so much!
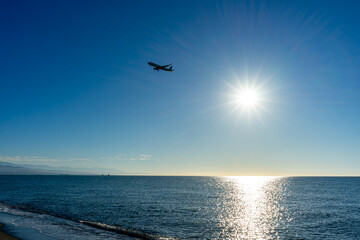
[{"left": 170, "top": 66, "right": 173, "bottom": 70}]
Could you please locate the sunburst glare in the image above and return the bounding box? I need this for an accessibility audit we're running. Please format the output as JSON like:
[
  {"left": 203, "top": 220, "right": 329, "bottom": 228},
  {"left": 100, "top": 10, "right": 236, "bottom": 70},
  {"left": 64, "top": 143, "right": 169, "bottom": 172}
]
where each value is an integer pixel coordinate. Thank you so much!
[
  {"left": 227, "top": 77, "right": 270, "bottom": 119},
  {"left": 234, "top": 87, "right": 260, "bottom": 109}
]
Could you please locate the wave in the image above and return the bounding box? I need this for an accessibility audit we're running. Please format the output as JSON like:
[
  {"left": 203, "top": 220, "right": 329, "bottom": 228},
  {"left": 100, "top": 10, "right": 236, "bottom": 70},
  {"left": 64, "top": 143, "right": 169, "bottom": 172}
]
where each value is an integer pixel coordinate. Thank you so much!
[
  {"left": 79, "top": 220, "right": 174, "bottom": 240},
  {"left": 0, "top": 202, "right": 176, "bottom": 240}
]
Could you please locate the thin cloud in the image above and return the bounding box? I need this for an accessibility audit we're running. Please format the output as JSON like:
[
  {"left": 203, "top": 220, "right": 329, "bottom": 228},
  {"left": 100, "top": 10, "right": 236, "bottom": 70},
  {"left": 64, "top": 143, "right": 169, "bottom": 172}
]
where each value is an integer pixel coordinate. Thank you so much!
[
  {"left": 0, "top": 156, "right": 59, "bottom": 163},
  {"left": 130, "top": 154, "right": 153, "bottom": 161},
  {"left": 101, "top": 154, "right": 157, "bottom": 161},
  {"left": 0, "top": 155, "right": 91, "bottom": 164},
  {"left": 0, "top": 154, "right": 159, "bottom": 168}
]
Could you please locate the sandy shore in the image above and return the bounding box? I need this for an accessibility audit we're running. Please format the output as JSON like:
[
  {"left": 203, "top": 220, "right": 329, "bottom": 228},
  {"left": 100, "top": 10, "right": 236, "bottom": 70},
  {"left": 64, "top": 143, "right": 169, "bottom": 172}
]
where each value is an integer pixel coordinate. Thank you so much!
[{"left": 0, "top": 223, "right": 19, "bottom": 240}]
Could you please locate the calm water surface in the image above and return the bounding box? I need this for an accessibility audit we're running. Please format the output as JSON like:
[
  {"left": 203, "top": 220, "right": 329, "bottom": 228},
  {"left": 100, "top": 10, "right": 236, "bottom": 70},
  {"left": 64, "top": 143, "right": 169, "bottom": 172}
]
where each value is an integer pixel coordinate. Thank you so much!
[{"left": 0, "top": 176, "right": 359, "bottom": 239}]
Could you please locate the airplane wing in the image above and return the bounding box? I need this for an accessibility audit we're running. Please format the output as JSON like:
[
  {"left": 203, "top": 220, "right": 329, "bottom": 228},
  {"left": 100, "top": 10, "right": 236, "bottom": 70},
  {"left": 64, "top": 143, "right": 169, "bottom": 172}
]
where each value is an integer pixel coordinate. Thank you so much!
[
  {"left": 159, "top": 63, "right": 172, "bottom": 69},
  {"left": 148, "top": 62, "right": 160, "bottom": 67}
]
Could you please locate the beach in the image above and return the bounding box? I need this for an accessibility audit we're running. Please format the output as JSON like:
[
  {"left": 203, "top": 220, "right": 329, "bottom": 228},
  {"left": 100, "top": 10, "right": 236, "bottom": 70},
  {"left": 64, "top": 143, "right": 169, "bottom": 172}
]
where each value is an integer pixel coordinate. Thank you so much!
[
  {"left": 0, "top": 212, "right": 60, "bottom": 240},
  {"left": 0, "top": 223, "right": 18, "bottom": 240}
]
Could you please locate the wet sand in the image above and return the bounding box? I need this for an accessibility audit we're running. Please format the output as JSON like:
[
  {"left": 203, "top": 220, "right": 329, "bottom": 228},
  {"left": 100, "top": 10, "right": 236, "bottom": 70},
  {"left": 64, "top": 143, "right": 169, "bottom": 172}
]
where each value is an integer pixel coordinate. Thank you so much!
[{"left": 0, "top": 223, "right": 19, "bottom": 240}]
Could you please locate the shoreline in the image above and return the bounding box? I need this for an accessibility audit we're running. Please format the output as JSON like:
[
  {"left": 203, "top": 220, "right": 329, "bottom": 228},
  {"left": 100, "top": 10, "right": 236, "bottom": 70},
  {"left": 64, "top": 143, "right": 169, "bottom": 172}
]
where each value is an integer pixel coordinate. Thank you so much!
[
  {"left": 0, "top": 223, "right": 19, "bottom": 240},
  {"left": 0, "top": 212, "right": 58, "bottom": 240}
]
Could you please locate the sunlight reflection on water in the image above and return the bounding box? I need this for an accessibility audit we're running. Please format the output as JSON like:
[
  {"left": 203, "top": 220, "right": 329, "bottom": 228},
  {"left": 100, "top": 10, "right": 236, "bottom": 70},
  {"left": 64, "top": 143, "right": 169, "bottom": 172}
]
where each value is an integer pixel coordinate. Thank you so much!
[
  {"left": 1, "top": 177, "right": 360, "bottom": 239},
  {"left": 217, "top": 176, "right": 288, "bottom": 239}
]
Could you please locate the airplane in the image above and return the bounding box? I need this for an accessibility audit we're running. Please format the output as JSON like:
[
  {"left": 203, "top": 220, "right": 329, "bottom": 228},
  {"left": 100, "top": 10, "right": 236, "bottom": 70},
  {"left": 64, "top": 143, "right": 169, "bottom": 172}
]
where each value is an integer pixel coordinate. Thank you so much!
[{"left": 147, "top": 62, "right": 174, "bottom": 72}]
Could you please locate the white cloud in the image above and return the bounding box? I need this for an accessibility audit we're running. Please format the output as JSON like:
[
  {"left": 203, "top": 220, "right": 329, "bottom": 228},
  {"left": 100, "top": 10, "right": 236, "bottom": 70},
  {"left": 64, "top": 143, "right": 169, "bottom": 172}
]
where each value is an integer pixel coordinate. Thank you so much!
[
  {"left": 130, "top": 154, "right": 153, "bottom": 161},
  {"left": 101, "top": 154, "right": 157, "bottom": 161},
  {"left": 0, "top": 153, "right": 158, "bottom": 167},
  {"left": 0, "top": 156, "right": 59, "bottom": 163},
  {"left": 0, "top": 155, "right": 92, "bottom": 165}
]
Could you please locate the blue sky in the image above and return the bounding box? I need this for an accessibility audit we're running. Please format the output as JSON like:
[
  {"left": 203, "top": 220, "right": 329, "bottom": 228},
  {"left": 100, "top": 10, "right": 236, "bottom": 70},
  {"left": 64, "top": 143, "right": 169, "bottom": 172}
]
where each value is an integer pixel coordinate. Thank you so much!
[{"left": 1, "top": 0, "right": 360, "bottom": 175}]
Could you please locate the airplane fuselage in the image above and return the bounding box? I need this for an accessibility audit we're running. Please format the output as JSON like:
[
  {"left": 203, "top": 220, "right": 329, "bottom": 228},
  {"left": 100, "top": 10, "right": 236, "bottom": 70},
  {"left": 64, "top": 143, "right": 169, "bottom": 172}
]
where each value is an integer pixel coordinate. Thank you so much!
[{"left": 147, "top": 62, "right": 173, "bottom": 71}]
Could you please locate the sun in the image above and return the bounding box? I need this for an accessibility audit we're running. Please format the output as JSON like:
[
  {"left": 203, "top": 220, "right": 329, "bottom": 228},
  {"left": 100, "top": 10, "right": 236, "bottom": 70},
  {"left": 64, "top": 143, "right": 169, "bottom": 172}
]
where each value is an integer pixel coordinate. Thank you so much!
[
  {"left": 235, "top": 88, "right": 259, "bottom": 109},
  {"left": 226, "top": 77, "right": 269, "bottom": 117}
]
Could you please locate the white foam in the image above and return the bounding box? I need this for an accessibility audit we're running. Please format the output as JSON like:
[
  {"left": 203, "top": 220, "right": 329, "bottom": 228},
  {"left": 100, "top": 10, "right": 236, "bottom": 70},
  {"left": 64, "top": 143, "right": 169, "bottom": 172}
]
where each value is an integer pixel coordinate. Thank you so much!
[{"left": 0, "top": 203, "right": 132, "bottom": 240}]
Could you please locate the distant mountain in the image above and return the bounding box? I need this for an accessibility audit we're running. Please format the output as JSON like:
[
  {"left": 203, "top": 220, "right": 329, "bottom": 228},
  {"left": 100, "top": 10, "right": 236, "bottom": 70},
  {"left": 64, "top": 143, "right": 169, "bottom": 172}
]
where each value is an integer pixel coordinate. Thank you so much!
[
  {"left": 0, "top": 161, "right": 129, "bottom": 175},
  {"left": 0, "top": 161, "right": 95, "bottom": 175}
]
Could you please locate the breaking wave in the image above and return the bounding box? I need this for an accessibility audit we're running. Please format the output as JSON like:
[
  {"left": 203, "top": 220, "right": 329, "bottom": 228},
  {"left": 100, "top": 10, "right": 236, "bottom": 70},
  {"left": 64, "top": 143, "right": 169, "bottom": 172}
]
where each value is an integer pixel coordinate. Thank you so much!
[{"left": 0, "top": 202, "right": 175, "bottom": 240}]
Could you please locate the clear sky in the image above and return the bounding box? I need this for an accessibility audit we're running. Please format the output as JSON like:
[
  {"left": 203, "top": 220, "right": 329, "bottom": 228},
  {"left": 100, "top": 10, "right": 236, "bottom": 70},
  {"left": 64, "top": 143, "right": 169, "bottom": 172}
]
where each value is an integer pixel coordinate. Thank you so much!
[{"left": 1, "top": 0, "right": 360, "bottom": 175}]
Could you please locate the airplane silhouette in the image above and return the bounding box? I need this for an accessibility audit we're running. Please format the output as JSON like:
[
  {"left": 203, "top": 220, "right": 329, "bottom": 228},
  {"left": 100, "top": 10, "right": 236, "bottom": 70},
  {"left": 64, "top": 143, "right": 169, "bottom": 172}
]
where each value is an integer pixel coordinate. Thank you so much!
[{"left": 148, "top": 62, "right": 174, "bottom": 72}]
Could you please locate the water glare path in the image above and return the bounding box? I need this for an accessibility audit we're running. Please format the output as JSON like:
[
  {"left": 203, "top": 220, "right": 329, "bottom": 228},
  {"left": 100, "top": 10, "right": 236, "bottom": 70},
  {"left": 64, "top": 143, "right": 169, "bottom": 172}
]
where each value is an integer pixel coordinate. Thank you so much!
[{"left": 215, "top": 176, "right": 289, "bottom": 239}]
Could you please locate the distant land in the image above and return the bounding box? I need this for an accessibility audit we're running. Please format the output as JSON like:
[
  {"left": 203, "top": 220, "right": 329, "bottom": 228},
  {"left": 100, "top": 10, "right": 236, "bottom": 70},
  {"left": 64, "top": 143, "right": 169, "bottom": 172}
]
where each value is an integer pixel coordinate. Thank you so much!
[{"left": 0, "top": 161, "right": 106, "bottom": 175}]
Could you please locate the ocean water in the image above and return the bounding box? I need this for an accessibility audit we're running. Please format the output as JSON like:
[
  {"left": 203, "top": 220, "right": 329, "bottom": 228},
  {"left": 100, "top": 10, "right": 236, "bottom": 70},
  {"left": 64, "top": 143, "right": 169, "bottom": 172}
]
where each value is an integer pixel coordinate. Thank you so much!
[{"left": 0, "top": 176, "right": 359, "bottom": 239}]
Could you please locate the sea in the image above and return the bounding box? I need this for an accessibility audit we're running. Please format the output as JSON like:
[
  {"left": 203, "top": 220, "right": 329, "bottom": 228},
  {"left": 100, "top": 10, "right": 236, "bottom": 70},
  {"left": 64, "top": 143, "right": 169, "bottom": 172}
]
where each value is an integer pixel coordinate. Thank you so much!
[{"left": 0, "top": 176, "right": 359, "bottom": 239}]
